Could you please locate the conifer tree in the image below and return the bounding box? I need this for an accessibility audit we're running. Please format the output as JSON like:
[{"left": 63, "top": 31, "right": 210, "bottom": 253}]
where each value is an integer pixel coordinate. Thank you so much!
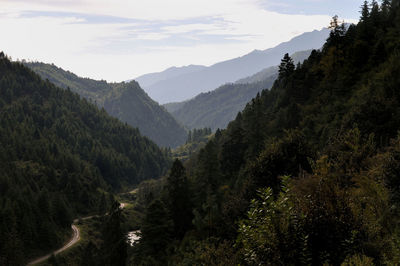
[
  {"left": 140, "top": 200, "right": 172, "bottom": 261},
  {"left": 166, "top": 159, "right": 193, "bottom": 239},
  {"left": 370, "top": 0, "right": 380, "bottom": 24},
  {"left": 101, "top": 201, "right": 127, "bottom": 266},
  {"left": 361, "top": 0, "right": 370, "bottom": 21},
  {"left": 278, "top": 53, "right": 295, "bottom": 79}
]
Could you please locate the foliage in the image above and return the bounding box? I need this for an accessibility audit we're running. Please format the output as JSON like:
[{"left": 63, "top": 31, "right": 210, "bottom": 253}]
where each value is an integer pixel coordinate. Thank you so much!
[
  {"left": 171, "top": 77, "right": 277, "bottom": 131},
  {"left": 131, "top": 1, "right": 400, "bottom": 264},
  {"left": 165, "top": 159, "right": 193, "bottom": 239},
  {"left": 0, "top": 55, "right": 170, "bottom": 264},
  {"left": 172, "top": 127, "right": 213, "bottom": 161},
  {"left": 237, "top": 177, "right": 309, "bottom": 265},
  {"left": 100, "top": 201, "right": 127, "bottom": 266},
  {"left": 169, "top": 50, "right": 313, "bottom": 131},
  {"left": 25, "top": 62, "right": 187, "bottom": 147},
  {"left": 278, "top": 53, "right": 295, "bottom": 79},
  {"left": 133, "top": 199, "right": 173, "bottom": 265}
]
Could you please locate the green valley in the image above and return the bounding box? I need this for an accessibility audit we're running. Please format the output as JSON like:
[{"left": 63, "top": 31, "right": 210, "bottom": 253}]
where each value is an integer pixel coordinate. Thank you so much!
[{"left": 0, "top": 55, "right": 170, "bottom": 265}]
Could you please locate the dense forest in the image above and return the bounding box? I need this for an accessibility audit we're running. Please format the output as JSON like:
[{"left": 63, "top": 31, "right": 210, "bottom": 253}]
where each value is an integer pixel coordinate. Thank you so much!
[
  {"left": 170, "top": 80, "right": 276, "bottom": 131},
  {"left": 25, "top": 62, "right": 187, "bottom": 148},
  {"left": 0, "top": 56, "right": 171, "bottom": 265},
  {"left": 132, "top": 1, "right": 400, "bottom": 264},
  {"left": 172, "top": 128, "right": 213, "bottom": 161}
]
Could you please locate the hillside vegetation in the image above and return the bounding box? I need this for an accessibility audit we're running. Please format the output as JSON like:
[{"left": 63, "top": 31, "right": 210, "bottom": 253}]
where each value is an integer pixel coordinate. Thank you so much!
[
  {"left": 25, "top": 62, "right": 187, "bottom": 148},
  {"left": 132, "top": 1, "right": 400, "bottom": 265},
  {"left": 172, "top": 128, "right": 213, "bottom": 161},
  {"left": 168, "top": 50, "right": 311, "bottom": 131},
  {"left": 171, "top": 77, "right": 276, "bottom": 130},
  {"left": 235, "top": 49, "right": 312, "bottom": 84},
  {"left": 0, "top": 55, "right": 170, "bottom": 265}
]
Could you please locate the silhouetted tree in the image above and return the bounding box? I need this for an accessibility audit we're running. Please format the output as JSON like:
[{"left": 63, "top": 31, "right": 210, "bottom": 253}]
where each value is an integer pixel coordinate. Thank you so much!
[{"left": 279, "top": 53, "right": 295, "bottom": 79}]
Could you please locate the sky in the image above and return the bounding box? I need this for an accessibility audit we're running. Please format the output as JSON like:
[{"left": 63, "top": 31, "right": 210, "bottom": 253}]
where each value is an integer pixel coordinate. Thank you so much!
[{"left": 0, "top": 0, "right": 361, "bottom": 81}]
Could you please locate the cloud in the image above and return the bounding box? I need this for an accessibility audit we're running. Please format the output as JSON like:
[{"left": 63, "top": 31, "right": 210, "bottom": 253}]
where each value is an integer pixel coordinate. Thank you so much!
[
  {"left": 0, "top": 0, "right": 359, "bottom": 81},
  {"left": 258, "top": 0, "right": 361, "bottom": 19}
]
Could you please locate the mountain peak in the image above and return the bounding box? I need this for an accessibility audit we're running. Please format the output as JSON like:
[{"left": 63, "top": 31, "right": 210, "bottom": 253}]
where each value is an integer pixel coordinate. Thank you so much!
[{"left": 138, "top": 28, "right": 330, "bottom": 104}]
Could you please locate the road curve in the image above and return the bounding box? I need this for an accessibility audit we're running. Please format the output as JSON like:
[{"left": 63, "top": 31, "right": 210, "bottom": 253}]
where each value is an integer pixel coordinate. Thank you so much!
[
  {"left": 26, "top": 203, "right": 126, "bottom": 265},
  {"left": 27, "top": 224, "right": 80, "bottom": 265}
]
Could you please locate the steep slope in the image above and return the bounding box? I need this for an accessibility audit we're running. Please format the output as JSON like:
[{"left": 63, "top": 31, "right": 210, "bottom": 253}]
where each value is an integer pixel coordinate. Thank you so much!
[
  {"left": 171, "top": 75, "right": 277, "bottom": 130},
  {"left": 235, "top": 49, "right": 312, "bottom": 84},
  {"left": 133, "top": 1, "right": 400, "bottom": 265},
  {"left": 25, "top": 62, "right": 187, "bottom": 147},
  {"left": 0, "top": 54, "right": 170, "bottom": 264},
  {"left": 103, "top": 81, "right": 187, "bottom": 148},
  {"left": 168, "top": 50, "right": 311, "bottom": 130},
  {"left": 22, "top": 62, "right": 110, "bottom": 102},
  {"left": 139, "top": 28, "right": 330, "bottom": 103},
  {"left": 163, "top": 101, "right": 188, "bottom": 114}
]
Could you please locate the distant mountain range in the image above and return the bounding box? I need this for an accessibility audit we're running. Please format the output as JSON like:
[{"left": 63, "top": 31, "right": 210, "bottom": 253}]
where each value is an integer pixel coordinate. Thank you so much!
[
  {"left": 135, "top": 65, "right": 206, "bottom": 88},
  {"left": 25, "top": 62, "right": 187, "bottom": 148},
  {"left": 165, "top": 49, "right": 313, "bottom": 131},
  {"left": 135, "top": 28, "right": 330, "bottom": 104}
]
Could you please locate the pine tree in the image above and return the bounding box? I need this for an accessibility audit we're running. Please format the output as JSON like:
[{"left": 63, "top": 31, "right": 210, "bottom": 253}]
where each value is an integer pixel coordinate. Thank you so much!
[
  {"left": 327, "top": 15, "right": 346, "bottom": 47},
  {"left": 166, "top": 159, "right": 193, "bottom": 239},
  {"left": 278, "top": 53, "right": 295, "bottom": 79},
  {"left": 140, "top": 200, "right": 172, "bottom": 261},
  {"left": 361, "top": 0, "right": 370, "bottom": 22},
  {"left": 221, "top": 113, "right": 246, "bottom": 175},
  {"left": 370, "top": 0, "right": 380, "bottom": 24},
  {"left": 101, "top": 201, "right": 127, "bottom": 266}
]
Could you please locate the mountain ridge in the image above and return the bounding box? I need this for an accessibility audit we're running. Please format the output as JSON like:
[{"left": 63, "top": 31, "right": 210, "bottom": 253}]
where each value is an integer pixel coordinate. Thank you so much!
[
  {"left": 134, "top": 64, "right": 206, "bottom": 88},
  {"left": 25, "top": 62, "right": 187, "bottom": 148},
  {"left": 166, "top": 49, "right": 313, "bottom": 130},
  {"left": 138, "top": 28, "right": 330, "bottom": 104}
]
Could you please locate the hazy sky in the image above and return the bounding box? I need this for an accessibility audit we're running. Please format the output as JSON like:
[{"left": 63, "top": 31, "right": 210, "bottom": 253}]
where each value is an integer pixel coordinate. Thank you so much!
[{"left": 0, "top": 0, "right": 361, "bottom": 81}]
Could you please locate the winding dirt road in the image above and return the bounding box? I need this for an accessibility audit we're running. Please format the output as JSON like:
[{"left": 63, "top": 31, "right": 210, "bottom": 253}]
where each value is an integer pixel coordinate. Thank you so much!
[
  {"left": 26, "top": 203, "right": 126, "bottom": 265},
  {"left": 27, "top": 224, "right": 80, "bottom": 265}
]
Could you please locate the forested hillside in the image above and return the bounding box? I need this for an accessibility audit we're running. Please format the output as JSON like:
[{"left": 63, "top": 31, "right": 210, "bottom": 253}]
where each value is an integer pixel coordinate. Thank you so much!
[
  {"left": 171, "top": 76, "right": 276, "bottom": 130},
  {"left": 172, "top": 128, "right": 213, "bottom": 161},
  {"left": 169, "top": 50, "right": 312, "bottom": 131},
  {"left": 235, "top": 49, "right": 312, "bottom": 84},
  {"left": 132, "top": 1, "right": 400, "bottom": 264},
  {"left": 25, "top": 62, "right": 187, "bottom": 148},
  {"left": 0, "top": 55, "right": 170, "bottom": 265}
]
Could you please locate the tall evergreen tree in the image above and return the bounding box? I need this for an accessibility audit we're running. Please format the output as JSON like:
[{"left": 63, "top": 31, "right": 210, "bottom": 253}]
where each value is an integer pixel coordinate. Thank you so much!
[
  {"left": 370, "top": 0, "right": 381, "bottom": 24},
  {"left": 101, "top": 201, "right": 127, "bottom": 266},
  {"left": 361, "top": 0, "right": 370, "bottom": 21},
  {"left": 166, "top": 159, "right": 193, "bottom": 239},
  {"left": 139, "top": 200, "right": 172, "bottom": 263},
  {"left": 278, "top": 53, "right": 295, "bottom": 79}
]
